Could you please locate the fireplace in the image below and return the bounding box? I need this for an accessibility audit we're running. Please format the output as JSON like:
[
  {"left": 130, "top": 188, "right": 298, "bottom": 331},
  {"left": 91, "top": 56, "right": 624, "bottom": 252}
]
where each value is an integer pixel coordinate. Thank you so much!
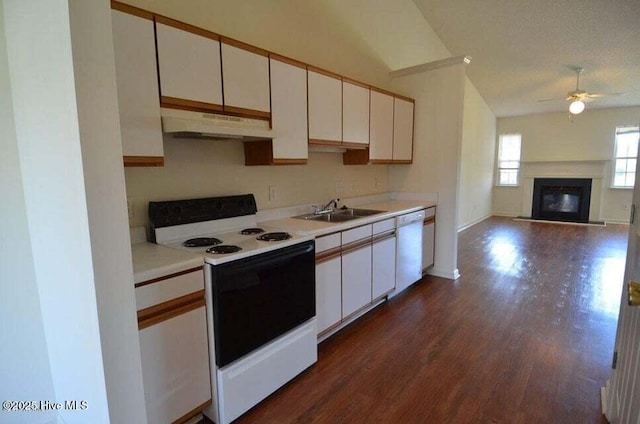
[{"left": 531, "top": 178, "right": 592, "bottom": 223}]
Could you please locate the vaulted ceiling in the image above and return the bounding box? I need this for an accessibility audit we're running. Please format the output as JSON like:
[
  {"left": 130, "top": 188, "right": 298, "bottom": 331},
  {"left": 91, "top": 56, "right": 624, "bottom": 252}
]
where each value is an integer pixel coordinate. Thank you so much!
[{"left": 413, "top": 0, "right": 640, "bottom": 117}]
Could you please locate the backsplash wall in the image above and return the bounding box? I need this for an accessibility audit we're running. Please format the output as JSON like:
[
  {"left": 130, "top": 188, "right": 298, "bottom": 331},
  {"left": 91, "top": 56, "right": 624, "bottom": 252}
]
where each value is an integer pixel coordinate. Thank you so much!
[{"left": 125, "top": 136, "right": 389, "bottom": 228}]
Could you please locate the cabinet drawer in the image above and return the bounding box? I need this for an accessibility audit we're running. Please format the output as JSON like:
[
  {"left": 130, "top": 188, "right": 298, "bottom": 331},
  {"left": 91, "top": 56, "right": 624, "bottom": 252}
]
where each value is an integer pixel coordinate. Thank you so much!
[
  {"left": 342, "top": 224, "right": 372, "bottom": 245},
  {"left": 316, "top": 233, "right": 341, "bottom": 253},
  {"left": 372, "top": 218, "right": 395, "bottom": 235},
  {"left": 135, "top": 268, "right": 204, "bottom": 310}
]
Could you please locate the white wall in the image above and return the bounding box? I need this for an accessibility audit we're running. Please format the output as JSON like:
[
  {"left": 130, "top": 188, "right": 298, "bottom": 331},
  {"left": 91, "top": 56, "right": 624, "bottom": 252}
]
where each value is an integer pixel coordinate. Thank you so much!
[
  {"left": 390, "top": 61, "right": 467, "bottom": 279},
  {"left": 0, "top": 5, "right": 56, "bottom": 423},
  {"left": 458, "top": 78, "right": 496, "bottom": 230},
  {"left": 2, "top": 0, "right": 146, "bottom": 422},
  {"left": 69, "top": 1, "right": 148, "bottom": 422},
  {"left": 493, "top": 107, "right": 640, "bottom": 222}
]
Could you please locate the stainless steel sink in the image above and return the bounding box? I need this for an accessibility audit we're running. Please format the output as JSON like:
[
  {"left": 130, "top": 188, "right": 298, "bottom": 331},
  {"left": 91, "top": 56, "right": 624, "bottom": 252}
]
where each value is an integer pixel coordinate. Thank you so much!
[
  {"left": 292, "top": 208, "right": 386, "bottom": 223},
  {"left": 294, "top": 213, "right": 359, "bottom": 222},
  {"left": 334, "top": 208, "right": 386, "bottom": 217}
]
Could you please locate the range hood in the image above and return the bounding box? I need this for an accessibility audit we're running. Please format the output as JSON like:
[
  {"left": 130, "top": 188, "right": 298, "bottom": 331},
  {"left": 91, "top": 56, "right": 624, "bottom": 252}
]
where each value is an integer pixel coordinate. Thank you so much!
[{"left": 161, "top": 108, "right": 275, "bottom": 141}]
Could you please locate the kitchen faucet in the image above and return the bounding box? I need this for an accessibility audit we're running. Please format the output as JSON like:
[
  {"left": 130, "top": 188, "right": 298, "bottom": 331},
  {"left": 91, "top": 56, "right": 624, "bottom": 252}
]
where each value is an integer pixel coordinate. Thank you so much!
[{"left": 314, "top": 198, "right": 340, "bottom": 214}]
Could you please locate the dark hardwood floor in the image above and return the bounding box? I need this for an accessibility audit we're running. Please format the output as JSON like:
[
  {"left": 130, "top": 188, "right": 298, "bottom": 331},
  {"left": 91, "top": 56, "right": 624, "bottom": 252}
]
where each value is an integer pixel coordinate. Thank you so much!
[{"left": 235, "top": 217, "right": 628, "bottom": 423}]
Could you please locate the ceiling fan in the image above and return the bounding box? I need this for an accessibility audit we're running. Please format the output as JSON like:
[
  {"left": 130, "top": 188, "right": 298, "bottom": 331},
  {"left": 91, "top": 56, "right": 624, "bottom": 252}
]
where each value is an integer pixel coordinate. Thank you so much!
[{"left": 538, "top": 66, "right": 624, "bottom": 114}]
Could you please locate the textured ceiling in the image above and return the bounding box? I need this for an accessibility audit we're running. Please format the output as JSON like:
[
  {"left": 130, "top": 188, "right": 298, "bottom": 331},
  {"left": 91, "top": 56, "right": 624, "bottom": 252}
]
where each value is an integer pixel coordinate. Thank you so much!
[{"left": 413, "top": 0, "right": 640, "bottom": 117}]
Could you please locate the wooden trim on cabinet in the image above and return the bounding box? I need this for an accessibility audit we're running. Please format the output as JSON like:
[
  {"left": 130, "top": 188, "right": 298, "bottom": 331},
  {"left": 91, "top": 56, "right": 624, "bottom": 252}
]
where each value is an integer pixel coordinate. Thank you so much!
[
  {"left": 343, "top": 148, "right": 370, "bottom": 165},
  {"left": 394, "top": 93, "right": 415, "bottom": 103},
  {"left": 220, "top": 36, "right": 269, "bottom": 57},
  {"left": 307, "top": 65, "right": 342, "bottom": 81},
  {"left": 372, "top": 231, "right": 395, "bottom": 244},
  {"left": 341, "top": 141, "right": 368, "bottom": 150},
  {"left": 154, "top": 15, "right": 220, "bottom": 41},
  {"left": 161, "top": 96, "right": 224, "bottom": 114},
  {"left": 111, "top": 1, "right": 154, "bottom": 19},
  {"left": 134, "top": 266, "right": 204, "bottom": 288},
  {"left": 370, "top": 159, "right": 395, "bottom": 165},
  {"left": 341, "top": 238, "right": 372, "bottom": 255},
  {"left": 391, "top": 159, "right": 413, "bottom": 165},
  {"left": 223, "top": 105, "right": 271, "bottom": 121},
  {"left": 423, "top": 216, "right": 436, "bottom": 226},
  {"left": 370, "top": 86, "right": 397, "bottom": 97},
  {"left": 342, "top": 77, "right": 370, "bottom": 89},
  {"left": 269, "top": 53, "right": 307, "bottom": 70},
  {"left": 309, "top": 138, "right": 343, "bottom": 147},
  {"left": 137, "top": 289, "right": 205, "bottom": 330},
  {"left": 243, "top": 140, "right": 272, "bottom": 165},
  {"left": 272, "top": 158, "right": 308, "bottom": 165},
  {"left": 173, "top": 400, "right": 212, "bottom": 424},
  {"left": 123, "top": 156, "right": 164, "bottom": 167},
  {"left": 316, "top": 247, "right": 342, "bottom": 264}
]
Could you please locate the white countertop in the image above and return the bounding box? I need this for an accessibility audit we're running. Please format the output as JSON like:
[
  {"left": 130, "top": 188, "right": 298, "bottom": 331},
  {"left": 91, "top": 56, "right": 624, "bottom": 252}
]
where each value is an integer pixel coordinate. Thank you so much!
[
  {"left": 131, "top": 242, "right": 204, "bottom": 284},
  {"left": 131, "top": 199, "right": 436, "bottom": 283},
  {"left": 261, "top": 200, "right": 436, "bottom": 237}
]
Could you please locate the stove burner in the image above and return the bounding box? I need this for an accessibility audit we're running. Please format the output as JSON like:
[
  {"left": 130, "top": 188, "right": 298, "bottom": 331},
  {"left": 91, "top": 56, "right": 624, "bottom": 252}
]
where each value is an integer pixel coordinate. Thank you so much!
[
  {"left": 206, "top": 245, "right": 242, "bottom": 254},
  {"left": 182, "top": 237, "right": 222, "bottom": 247},
  {"left": 257, "top": 232, "right": 292, "bottom": 242},
  {"left": 240, "top": 227, "right": 265, "bottom": 235}
]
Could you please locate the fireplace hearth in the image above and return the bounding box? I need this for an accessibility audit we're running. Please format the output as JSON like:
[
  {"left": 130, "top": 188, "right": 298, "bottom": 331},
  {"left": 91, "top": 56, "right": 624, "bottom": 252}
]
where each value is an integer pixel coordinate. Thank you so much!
[{"left": 531, "top": 178, "right": 592, "bottom": 223}]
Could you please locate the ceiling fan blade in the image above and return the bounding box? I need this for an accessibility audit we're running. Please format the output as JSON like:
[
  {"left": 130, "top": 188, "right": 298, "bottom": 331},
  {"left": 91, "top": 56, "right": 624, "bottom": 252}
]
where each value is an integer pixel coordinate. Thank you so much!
[
  {"left": 537, "top": 97, "right": 566, "bottom": 102},
  {"left": 586, "top": 92, "right": 626, "bottom": 98}
]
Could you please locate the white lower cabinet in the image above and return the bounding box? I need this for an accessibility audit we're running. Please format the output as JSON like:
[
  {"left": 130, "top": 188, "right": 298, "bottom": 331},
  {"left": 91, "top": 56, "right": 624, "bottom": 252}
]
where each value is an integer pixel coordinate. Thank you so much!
[
  {"left": 135, "top": 268, "right": 211, "bottom": 424},
  {"left": 341, "top": 244, "right": 372, "bottom": 317},
  {"left": 139, "top": 307, "right": 211, "bottom": 424},
  {"left": 372, "top": 234, "right": 396, "bottom": 299},
  {"left": 315, "top": 255, "right": 342, "bottom": 334}
]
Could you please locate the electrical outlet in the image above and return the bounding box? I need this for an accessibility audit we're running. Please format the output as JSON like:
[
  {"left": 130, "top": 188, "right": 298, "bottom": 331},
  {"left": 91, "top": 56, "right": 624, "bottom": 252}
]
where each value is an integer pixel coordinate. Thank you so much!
[
  {"left": 269, "top": 186, "right": 278, "bottom": 202},
  {"left": 335, "top": 181, "right": 345, "bottom": 196},
  {"left": 374, "top": 176, "right": 380, "bottom": 189}
]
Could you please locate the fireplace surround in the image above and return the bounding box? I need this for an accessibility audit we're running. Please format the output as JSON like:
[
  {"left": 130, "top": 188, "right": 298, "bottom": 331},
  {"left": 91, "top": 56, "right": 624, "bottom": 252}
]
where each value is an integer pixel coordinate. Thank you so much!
[{"left": 531, "top": 178, "right": 592, "bottom": 223}]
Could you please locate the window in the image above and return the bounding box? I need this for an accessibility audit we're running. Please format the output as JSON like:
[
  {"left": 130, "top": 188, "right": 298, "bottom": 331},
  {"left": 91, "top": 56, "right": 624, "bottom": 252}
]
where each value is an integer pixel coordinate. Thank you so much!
[
  {"left": 613, "top": 126, "right": 639, "bottom": 188},
  {"left": 497, "top": 133, "right": 522, "bottom": 186}
]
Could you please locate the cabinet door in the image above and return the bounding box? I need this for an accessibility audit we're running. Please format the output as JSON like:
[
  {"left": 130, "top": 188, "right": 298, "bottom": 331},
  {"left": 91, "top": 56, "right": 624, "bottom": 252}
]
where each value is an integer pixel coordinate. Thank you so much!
[
  {"left": 139, "top": 306, "right": 211, "bottom": 424},
  {"left": 342, "top": 80, "right": 369, "bottom": 147},
  {"left": 270, "top": 57, "right": 308, "bottom": 162},
  {"left": 369, "top": 90, "right": 394, "bottom": 162},
  {"left": 308, "top": 70, "right": 342, "bottom": 144},
  {"left": 156, "top": 19, "right": 223, "bottom": 109},
  {"left": 316, "top": 256, "right": 342, "bottom": 334},
  {"left": 372, "top": 235, "right": 396, "bottom": 299},
  {"left": 422, "top": 220, "right": 435, "bottom": 270},
  {"left": 342, "top": 245, "right": 372, "bottom": 318},
  {"left": 221, "top": 42, "right": 270, "bottom": 115},
  {"left": 392, "top": 97, "right": 414, "bottom": 162},
  {"left": 111, "top": 9, "right": 163, "bottom": 164}
]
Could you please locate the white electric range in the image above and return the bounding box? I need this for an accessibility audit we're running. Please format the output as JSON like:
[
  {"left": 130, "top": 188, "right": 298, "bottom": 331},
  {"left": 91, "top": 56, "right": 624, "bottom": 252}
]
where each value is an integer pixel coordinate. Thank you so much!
[{"left": 148, "top": 194, "right": 317, "bottom": 424}]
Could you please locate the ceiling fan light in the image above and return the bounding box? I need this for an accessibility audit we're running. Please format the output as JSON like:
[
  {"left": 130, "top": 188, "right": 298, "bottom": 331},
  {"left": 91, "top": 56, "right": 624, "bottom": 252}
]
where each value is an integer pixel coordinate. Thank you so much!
[{"left": 569, "top": 100, "right": 585, "bottom": 114}]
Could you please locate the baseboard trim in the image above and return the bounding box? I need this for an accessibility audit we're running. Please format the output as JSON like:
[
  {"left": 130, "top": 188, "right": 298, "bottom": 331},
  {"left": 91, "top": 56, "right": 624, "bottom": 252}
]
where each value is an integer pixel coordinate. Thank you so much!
[
  {"left": 458, "top": 214, "right": 492, "bottom": 232},
  {"left": 514, "top": 217, "right": 606, "bottom": 227},
  {"left": 427, "top": 267, "right": 460, "bottom": 280}
]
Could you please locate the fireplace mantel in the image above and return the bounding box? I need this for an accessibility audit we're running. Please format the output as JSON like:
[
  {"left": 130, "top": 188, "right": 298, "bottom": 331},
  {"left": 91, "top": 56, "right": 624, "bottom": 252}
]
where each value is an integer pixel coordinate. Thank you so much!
[{"left": 520, "top": 161, "right": 605, "bottom": 221}]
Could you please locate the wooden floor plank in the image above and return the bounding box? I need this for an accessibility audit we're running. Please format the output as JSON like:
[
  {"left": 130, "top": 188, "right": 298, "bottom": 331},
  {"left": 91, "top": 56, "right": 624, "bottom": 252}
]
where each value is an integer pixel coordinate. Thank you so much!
[{"left": 234, "top": 217, "right": 627, "bottom": 423}]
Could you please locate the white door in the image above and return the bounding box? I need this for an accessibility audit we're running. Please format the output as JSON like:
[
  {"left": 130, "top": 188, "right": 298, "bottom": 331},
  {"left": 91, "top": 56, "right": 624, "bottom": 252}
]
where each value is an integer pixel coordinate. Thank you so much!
[{"left": 605, "top": 167, "right": 640, "bottom": 422}]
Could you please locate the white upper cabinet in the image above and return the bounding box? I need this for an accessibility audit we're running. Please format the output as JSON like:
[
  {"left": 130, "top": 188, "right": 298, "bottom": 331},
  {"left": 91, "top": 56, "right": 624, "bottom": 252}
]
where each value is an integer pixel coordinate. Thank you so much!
[
  {"left": 268, "top": 56, "right": 308, "bottom": 163},
  {"left": 111, "top": 7, "right": 164, "bottom": 166},
  {"left": 393, "top": 97, "right": 414, "bottom": 162},
  {"left": 221, "top": 41, "right": 270, "bottom": 116},
  {"left": 369, "top": 90, "right": 394, "bottom": 162},
  {"left": 308, "top": 69, "right": 342, "bottom": 144},
  {"left": 342, "top": 80, "right": 369, "bottom": 147},
  {"left": 155, "top": 18, "right": 223, "bottom": 110}
]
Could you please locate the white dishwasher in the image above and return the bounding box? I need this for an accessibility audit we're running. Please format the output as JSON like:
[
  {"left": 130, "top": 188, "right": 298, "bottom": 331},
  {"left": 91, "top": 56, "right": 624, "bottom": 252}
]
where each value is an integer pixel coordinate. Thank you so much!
[{"left": 394, "top": 209, "right": 426, "bottom": 295}]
